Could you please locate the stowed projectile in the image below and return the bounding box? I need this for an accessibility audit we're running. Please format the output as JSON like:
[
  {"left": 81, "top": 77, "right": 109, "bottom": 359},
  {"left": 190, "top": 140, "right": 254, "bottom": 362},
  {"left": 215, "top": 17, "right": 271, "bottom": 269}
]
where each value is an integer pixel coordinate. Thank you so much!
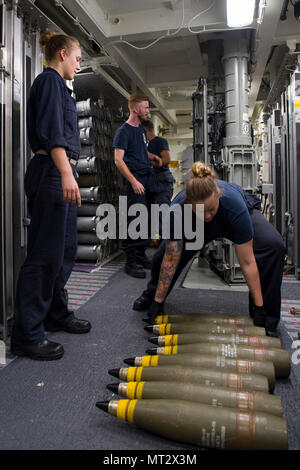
[
  {"left": 108, "top": 365, "right": 270, "bottom": 392},
  {"left": 106, "top": 381, "right": 282, "bottom": 416},
  {"left": 96, "top": 399, "right": 288, "bottom": 450},
  {"left": 144, "top": 313, "right": 254, "bottom": 326},
  {"left": 123, "top": 353, "right": 275, "bottom": 390},
  {"left": 148, "top": 332, "right": 281, "bottom": 349},
  {"left": 144, "top": 322, "right": 265, "bottom": 336},
  {"left": 145, "top": 343, "right": 290, "bottom": 378}
]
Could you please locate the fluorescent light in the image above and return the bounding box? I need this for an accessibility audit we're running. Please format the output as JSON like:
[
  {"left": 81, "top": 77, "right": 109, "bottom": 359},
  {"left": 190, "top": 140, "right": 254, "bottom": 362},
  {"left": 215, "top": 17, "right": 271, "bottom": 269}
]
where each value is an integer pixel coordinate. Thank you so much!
[{"left": 227, "top": 0, "right": 256, "bottom": 27}]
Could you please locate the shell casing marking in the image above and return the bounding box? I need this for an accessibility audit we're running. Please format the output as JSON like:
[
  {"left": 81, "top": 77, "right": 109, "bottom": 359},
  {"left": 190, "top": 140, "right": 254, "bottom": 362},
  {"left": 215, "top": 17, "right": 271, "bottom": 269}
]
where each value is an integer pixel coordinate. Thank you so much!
[
  {"left": 232, "top": 334, "right": 240, "bottom": 344},
  {"left": 221, "top": 343, "right": 238, "bottom": 358},
  {"left": 227, "top": 373, "right": 242, "bottom": 390},
  {"left": 236, "top": 411, "right": 256, "bottom": 449},
  {"left": 127, "top": 367, "right": 144, "bottom": 382},
  {"left": 116, "top": 399, "right": 137, "bottom": 424},
  {"left": 236, "top": 360, "right": 251, "bottom": 374},
  {"left": 200, "top": 421, "right": 226, "bottom": 449},
  {"left": 164, "top": 335, "right": 178, "bottom": 346},
  {"left": 236, "top": 392, "right": 254, "bottom": 411},
  {"left": 141, "top": 356, "right": 159, "bottom": 367},
  {"left": 127, "top": 382, "right": 144, "bottom": 399},
  {"left": 253, "top": 348, "right": 268, "bottom": 361},
  {"left": 236, "top": 327, "right": 246, "bottom": 335},
  {"left": 248, "top": 336, "right": 262, "bottom": 347},
  {"left": 216, "top": 356, "right": 227, "bottom": 368},
  {"left": 216, "top": 325, "right": 226, "bottom": 334}
]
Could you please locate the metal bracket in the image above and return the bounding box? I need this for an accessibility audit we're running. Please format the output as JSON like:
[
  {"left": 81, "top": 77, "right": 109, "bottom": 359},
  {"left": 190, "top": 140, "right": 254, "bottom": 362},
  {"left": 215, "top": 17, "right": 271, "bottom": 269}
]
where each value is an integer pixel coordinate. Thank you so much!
[{"left": 0, "top": 65, "right": 10, "bottom": 77}]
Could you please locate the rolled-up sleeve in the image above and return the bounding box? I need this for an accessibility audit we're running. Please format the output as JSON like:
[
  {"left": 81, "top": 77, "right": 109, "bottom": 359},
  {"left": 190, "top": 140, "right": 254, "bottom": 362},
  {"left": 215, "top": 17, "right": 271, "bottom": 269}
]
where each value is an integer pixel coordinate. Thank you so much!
[
  {"left": 113, "top": 126, "right": 128, "bottom": 150},
  {"left": 34, "top": 74, "right": 69, "bottom": 153}
]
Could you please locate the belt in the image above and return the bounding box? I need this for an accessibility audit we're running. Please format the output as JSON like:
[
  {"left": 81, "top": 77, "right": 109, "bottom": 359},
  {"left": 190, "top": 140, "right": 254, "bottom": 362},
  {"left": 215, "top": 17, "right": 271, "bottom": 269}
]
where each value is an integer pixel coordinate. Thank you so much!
[{"left": 36, "top": 149, "right": 78, "bottom": 167}]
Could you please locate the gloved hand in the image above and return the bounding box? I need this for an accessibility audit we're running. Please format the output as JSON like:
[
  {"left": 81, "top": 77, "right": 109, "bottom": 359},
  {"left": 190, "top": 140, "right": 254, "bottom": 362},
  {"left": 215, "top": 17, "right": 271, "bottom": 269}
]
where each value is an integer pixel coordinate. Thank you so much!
[
  {"left": 253, "top": 305, "right": 266, "bottom": 328},
  {"left": 147, "top": 301, "right": 164, "bottom": 324}
]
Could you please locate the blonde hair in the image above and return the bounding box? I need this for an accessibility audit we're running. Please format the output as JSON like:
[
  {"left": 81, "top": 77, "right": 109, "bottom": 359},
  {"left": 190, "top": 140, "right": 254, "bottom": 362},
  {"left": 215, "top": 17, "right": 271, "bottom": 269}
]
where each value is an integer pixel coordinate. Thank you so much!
[
  {"left": 128, "top": 93, "right": 149, "bottom": 111},
  {"left": 39, "top": 28, "right": 80, "bottom": 64},
  {"left": 186, "top": 161, "right": 221, "bottom": 202}
]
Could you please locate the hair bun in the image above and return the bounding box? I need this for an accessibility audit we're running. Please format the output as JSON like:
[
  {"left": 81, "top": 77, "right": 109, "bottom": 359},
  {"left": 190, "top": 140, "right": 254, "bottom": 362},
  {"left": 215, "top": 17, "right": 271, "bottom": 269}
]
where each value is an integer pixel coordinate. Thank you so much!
[
  {"left": 39, "top": 28, "right": 56, "bottom": 48},
  {"left": 191, "top": 161, "right": 214, "bottom": 178}
]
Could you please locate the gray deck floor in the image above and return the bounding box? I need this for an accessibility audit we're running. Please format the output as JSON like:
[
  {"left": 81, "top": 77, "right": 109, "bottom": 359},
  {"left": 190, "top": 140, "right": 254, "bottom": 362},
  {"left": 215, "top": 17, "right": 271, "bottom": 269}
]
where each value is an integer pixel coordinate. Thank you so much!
[{"left": 0, "top": 250, "right": 299, "bottom": 450}]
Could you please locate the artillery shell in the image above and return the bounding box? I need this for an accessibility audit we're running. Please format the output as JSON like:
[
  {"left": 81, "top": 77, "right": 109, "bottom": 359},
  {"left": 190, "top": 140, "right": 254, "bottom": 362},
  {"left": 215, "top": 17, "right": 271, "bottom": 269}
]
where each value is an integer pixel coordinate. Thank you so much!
[{"left": 96, "top": 399, "right": 288, "bottom": 450}]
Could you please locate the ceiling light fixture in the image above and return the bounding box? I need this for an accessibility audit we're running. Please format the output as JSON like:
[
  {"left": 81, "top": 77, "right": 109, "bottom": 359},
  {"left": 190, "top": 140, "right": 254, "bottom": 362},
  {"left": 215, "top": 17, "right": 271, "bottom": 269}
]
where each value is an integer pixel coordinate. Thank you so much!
[{"left": 226, "top": 0, "right": 256, "bottom": 27}]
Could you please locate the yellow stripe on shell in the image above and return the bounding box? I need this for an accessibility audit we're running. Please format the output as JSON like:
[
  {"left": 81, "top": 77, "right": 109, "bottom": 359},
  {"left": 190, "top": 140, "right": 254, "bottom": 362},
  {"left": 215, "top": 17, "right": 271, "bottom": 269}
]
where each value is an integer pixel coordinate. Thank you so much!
[
  {"left": 158, "top": 324, "right": 166, "bottom": 335},
  {"left": 126, "top": 382, "right": 139, "bottom": 399},
  {"left": 127, "top": 367, "right": 143, "bottom": 382},
  {"left": 127, "top": 399, "right": 137, "bottom": 424},
  {"left": 116, "top": 400, "right": 130, "bottom": 421},
  {"left": 136, "top": 382, "right": 145, "bottom": 399}
]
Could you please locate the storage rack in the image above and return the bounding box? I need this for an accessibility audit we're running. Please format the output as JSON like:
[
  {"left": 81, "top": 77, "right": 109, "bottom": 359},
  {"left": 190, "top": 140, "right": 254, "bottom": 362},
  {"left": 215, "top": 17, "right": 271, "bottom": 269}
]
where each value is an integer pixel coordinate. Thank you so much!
[{"left": 75, "top": 98, "right": 121, "bottom": 264}]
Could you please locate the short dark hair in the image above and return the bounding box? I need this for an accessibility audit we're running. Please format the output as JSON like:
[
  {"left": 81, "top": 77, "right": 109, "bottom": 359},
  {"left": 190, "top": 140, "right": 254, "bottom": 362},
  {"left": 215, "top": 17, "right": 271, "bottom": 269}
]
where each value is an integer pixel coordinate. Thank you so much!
[{"left": 142, "top": 119, "right": 154, "bottom": 131}]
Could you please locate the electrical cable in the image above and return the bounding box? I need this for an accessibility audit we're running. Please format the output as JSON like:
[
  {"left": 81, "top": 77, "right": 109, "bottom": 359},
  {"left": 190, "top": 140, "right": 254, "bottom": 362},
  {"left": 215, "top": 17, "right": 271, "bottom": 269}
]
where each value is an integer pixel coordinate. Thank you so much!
[
  {"left": 107, "top": 0, "right": 231, "bottom": 48},
  {"left": 187, "top": 0, "right": 217, "bottom": 33},
  {"left": 109, "top": 0, "right": 185, "bottom": 51}
]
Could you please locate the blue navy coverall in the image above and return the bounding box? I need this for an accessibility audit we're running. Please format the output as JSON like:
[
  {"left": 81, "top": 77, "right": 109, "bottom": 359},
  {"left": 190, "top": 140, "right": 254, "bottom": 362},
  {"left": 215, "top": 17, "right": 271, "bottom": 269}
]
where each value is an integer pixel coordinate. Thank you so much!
[
  {"left": 113, "top": 123, "right": 159, "bottom": 254},
  {"left": 141, "top": 183, "right": 285, "bottom": 332},
  {"left": 148, "top": 136, "right": 174, "bottom": 206},
  {"left": 11, "top": 67, "right": 81, "bottom": 345},
  {"left": 148, "top": 136, "right": 175, "bottom": 236}
]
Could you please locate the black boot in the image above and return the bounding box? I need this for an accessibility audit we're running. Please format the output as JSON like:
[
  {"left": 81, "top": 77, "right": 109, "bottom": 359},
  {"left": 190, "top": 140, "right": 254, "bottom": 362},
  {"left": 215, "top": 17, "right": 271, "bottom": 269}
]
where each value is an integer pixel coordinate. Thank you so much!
[
  {"left": 11, "top": 339, "right": 64, "bottom": 361},
  {"left": 135, "top": 246, "right": 152, "bottom": 269},
  {"left": 133, "top": 295, "right": 153, "bottom": 311},
  {"left": 125, "top": 251, "right": 146, "bottom": 278}
]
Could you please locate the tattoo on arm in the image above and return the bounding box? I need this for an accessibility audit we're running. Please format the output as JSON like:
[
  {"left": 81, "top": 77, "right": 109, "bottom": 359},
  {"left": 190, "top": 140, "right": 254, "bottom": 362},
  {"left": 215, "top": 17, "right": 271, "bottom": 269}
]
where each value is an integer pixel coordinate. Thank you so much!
[{"left": 155, "top": 240, "right": 183, "bottom": 302}]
